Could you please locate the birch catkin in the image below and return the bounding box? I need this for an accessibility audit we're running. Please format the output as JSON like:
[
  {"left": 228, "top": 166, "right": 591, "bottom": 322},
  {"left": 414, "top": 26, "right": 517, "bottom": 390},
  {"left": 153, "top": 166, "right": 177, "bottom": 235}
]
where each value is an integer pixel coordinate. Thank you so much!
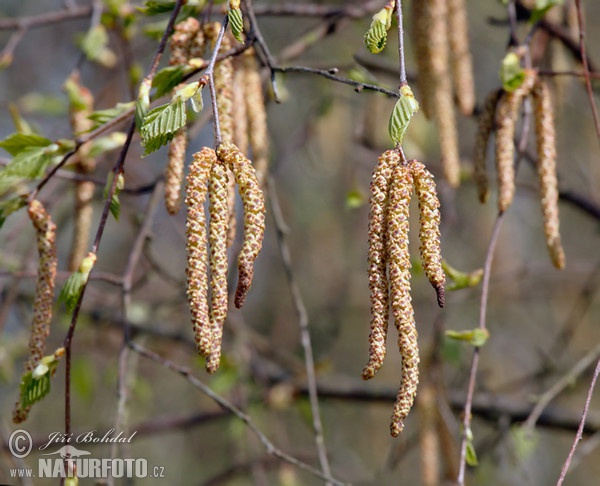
[
  {"left": 216, "top": 142, "right": 266, "bottom": 309},
  {"left": 185, "top": 148, "right": 215, "bottom": 356},
  {"left": 387, "top": 164, "right": 419, "bottom": 437},
  {"left": 410, "top": 161, "right": 445, "bottom": 307},
  {"left": 494, "top": 70, "right": 536, "bottom": 212},
  {"left": 473, "top": 90, "right": 501, "bottom": 203},
  {"left": 165, "top": 129, "right": 187, "bottom": 214},
  {"left": 206, "top": 160, "right": 230, "bottom": 373},
  {"left": 13, "top": 200, "right": 58, "bottom": 423},
  {"left": 532, "top": 78, "right": 565, "bottom": 269},
  {"left": 447, "top": 0, "right": 475, "bottom": 116},
  {"left": 362, "top": 150, "right": 399, "bottom": 380}
]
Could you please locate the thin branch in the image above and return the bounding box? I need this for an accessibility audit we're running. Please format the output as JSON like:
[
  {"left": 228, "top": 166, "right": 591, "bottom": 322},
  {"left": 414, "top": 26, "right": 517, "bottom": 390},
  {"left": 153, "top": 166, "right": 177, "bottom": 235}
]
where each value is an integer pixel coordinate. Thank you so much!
[
  {"left": 251, "top": 1, "right": 385, "bottom": 19},
  {"left": 129, "top": 342, "right": 347, "bottom": 486},
  {"left": 573, "top": 0, "right": 600, "bottom": 142},
  {"left": 395, "top": 0, "right": 407, "bottom": 87},
  {"left": 267, "top": 176, "right": 334, "bottom": 484},
  {"left": 556, "top": 358, "right": 600, "bottom": 485},
  {"left": 0, "top": 5, "right": 92, "bottom": 30}
]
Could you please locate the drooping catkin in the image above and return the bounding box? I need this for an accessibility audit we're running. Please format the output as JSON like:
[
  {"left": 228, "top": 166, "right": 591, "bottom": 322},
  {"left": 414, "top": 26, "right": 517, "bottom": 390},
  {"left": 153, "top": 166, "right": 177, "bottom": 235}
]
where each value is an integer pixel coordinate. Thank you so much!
[
  {"left": 169, "top": 17, "right": 201, "bottom": 66},
  {"left": 473, "top": 90, "right": 502, "bottom": 203},
  {"left": 243, "top": 48, "right": 270, "bottom": 189},
  {"left": 532, "top": 78, "right": 565, "bottom": 269},
  {"left": 185, "top": 148, "right": 215, "bottom": 356},
  {"left": 206, "top": 160, "right": 230, "bottom": 373},
  {"left": 411, "top": 0, "right": 433, "bottom": 119},
  {"left": 362, "top": 150, "right": 400, "bottom": 380},
  {"left": 205, "top": 23, "right": 234, "bottom": 143},
  {"left": 494, "top": 69, "right": 537, "bottom": 212},
  {"left": 447, "top": 0, "right": 475, "bottom": 116},
  {"left": 216, "top": 142, "right": 266, "bottom": 308},
  {"left": 386, "top": 164, "right": 419, "bottom": 437},
  {"left": 165, "top": 129, "right": 187, "bottom": 214},
  {"left": 410, "top": 161, "right": 445, "bottom": 307}
]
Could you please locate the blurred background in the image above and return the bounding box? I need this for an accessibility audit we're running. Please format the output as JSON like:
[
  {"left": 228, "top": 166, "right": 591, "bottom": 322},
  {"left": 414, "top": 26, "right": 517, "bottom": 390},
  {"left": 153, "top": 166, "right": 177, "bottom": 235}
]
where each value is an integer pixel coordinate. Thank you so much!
[{"left": 1, "top": 0, "right": 600, "bottom": 484}]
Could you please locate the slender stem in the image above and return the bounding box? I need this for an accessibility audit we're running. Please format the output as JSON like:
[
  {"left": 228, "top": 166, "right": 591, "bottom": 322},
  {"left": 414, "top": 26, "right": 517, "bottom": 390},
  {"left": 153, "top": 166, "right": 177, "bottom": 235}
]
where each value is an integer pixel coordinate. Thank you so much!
[
  {"left": 395, "top": 0, "right": 406, "bottom": 87},
  {"left": 556, "top": 358, "right": 600, "bottom": 485},
  {"left": 268, "top": 176, "right": 334, "bottom": 485}
]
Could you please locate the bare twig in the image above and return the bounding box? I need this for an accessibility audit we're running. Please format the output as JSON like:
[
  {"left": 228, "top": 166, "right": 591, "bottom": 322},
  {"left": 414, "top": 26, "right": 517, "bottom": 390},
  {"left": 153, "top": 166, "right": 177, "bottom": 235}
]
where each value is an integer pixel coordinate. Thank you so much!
[
  {"left": 267, "top": 176, "right": 334, "bottom": 484},
  {"left": 395, "top": 0, "right": 407, "bottom": 87},
  {"left": 129, "top": 342, "right": 347, "bottom": 486},
  {"left": 556, "top": 358, "right": 600, "bottom": 485},
  {"left": 252, "top": 1, "right": 384, "bottom": 19},
  {"left": 0, "top": 5, "right": 92, "bottom": 30}
]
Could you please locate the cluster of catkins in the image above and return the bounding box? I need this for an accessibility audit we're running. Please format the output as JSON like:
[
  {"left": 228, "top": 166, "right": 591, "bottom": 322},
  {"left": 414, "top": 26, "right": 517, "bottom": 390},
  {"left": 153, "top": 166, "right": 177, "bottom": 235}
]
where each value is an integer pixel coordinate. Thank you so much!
[
  {"left": 13, "top": 200, "right": 58, "bottom": 423},
  {"left": 362, "top": 150, "right": 445, "bottom": 437},
  {"left": 164, "top": 19, "right": 269, "bottom": 372},
  {"left": 411, "top": 0, "right": 475, "bottom": 187},
  {"left": 473, "top": 69, "right": 565, "bottom": 269}
]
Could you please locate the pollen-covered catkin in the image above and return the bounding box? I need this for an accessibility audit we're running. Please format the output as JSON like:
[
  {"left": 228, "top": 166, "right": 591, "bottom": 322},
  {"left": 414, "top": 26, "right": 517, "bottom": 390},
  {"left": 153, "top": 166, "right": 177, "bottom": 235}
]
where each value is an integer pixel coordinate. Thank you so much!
[
  {"left": 447, "top": 0, "right": 475, "bottom": 116},
  {"left": 205, "top": 23, "right": 234, "bottom": 143},
  {"left": 494, "top": 69, "right": 537, "bottom": 212},
  {"left": 185, "top": 148, "right": 215, "bottom": 356},
  {"left": 169, "top": 17, "right": 200, "bottom": 65},
  {"left": 13, "top": 200, "right": 58, "bottom": 423},
  {"left": 386, "top": 164, "right": 419, "bottom": 437},
  {"left": 362, "top": 150, "right": 399, "bottom": 380},
  {"left": 473, "top": 90, "right": 501, "bottom": 204},
  {"left": 206, "top": 160, "right": 230, "bottom": 373},
  {"left": 532, "top": 78, "right": 565, "bottom": 269},
  {"left": 410, "top": 161, "right": 445, "bottom": 307},
  {"left": 165, "top": 129, "right": 187, "bottom": 214},
  {"left": 243, "top": 48, "right": 270, "bottom": 189},
  {"left": 216, "top": 142, "right": 266, "bottom": 308}
]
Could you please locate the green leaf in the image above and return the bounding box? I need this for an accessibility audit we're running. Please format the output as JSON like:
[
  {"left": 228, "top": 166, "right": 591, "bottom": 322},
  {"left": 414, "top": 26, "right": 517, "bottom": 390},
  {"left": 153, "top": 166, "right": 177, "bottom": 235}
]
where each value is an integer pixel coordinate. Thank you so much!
[
  {"left": 446, "top": 328, "right": 490, "bottom": 347},
  {"left": 80, "top": 25, "right": 117, "bottom": 68},
  {"left": 465, "top": 428, "right": 478, "bottom": 466},
  {"left": 140, "top": 99, "right": 186, "bottom": 155},
  {"left": 59, "top": 254, "right": 97, "bottom": 313},
  {"left": 88, "top": 132, "right": 127, "bottom": 157},
  {"left": 531, "top": 0, "right": 564, "bottom": 24},
  {"left": 8, "top": 104, "right": 34, "bottom": 134},
  {"left": 511, "top": 426, "right": 539, "bottom": 461},
  {"left": 228, "top": 7, "right": 244, "bottom": 43},
  {"left": 103, "top": 172, "right": 125, "bottom": 220},
  {"left": 500, "top": 52, "right": 525, "bottom": 92},
  {"left": 19, "top": 348, "right": 65, "bottom": 410},
  {"left": 345, "top": 187, "right": 366, "bottom": 209},
  {"left": 1, "top": 145, "right": 58, "bottom": 180},
  {"left": 139, "top": 0, "right": 176, "bottom": 15},
  {"left": 88, "top": 101, "right": 134, "bottom": 128},
  {"left": 136, "top": 79, "right": 152, "bottom": 129},
  {"left": 0, "top": 197, "right": 27, "bottom": 228},
  {"left": 364, "top": 6, "right": 393, "bottom": 54},
  {"left": 443, "top": 260, "right": 484, "bottom": 291},
  {"left": 0, "top": 133, "right": 52, "bottom": 156},
  {"left": 388, "top": 85, "right": 420, "bottom": 146},
  {"left": 152, "top": 65, "right": 187, "bottom": 98}
]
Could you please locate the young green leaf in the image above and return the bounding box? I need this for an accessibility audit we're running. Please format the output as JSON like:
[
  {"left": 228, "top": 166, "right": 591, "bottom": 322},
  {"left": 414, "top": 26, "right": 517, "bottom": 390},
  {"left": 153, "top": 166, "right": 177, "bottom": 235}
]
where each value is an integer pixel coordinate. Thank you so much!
[
  {"left": 443, "top": 260, "right": 484, "bottom": 291},
  {"left": 19, "top": 348, "right": 65, "bottom": 410},
  {"left": 88, "top": 102, "right": 134, "bottom": 128},
  {"left": 88, "top": 132, "right": 127, "bottom": 157},
  {"left": 531, "top": 0, "right": 564, "bottom": 24},
  {"left": 1, "top": 145, "right": 59, "bottom": 180},
  {"left": 136, "top": 79, "right": 152, "bottom": 129},
  {"left": 364, "top": 5, "right": 394, "bottom": 54},
  {"left": 0, "top": 133, "right": 52, "bottom": 156},
  {"left": 465, "top": 427, "right": 479, "bottom": 466},
  {"left": 500, "top": 52, "right": 525, "bottom": 92},
  {"left": 0, "top": 197, "right": 27, "bottom": 228},
  {"left": 139, "top": 0, "right": 176, "bottom": 15},
  {"left": 388, "top": 85, "right": 420, "bottom": 145},
  {"left": 228, "top": 7, "right": 245, "bottom": 43},
  {"left": 445, "top": 328, "right": 490, "bottom": 347},
  {"left": 152, "top": 65, "right": 187, "bottom": 98},
  {"left": 140, "top": 99, "right": 186, "bottom": 155},
  {"left": 8, "top": 104, "right": 34, "bottom": 134},
  {"left": 80, "top": 25, "right": 117, "bottom": 68},
  {"left": 103, "top": 172, "right": 125, "bottom": 220},
  {"left": 59, "top": 253, "right": 96, "bottom": 313}
]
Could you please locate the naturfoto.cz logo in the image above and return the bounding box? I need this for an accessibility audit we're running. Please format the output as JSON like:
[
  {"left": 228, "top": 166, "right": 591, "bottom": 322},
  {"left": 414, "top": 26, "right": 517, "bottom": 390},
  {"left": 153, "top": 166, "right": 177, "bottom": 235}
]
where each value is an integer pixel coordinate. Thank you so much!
[{"left": 7, "top": 429, "right": 166, "bottom": 480}]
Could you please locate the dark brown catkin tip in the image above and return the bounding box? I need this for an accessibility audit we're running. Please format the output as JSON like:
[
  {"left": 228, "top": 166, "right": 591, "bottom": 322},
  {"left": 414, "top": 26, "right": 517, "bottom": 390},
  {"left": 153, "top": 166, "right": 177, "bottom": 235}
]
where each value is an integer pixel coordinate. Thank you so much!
[
  {"left": 532, "top": 78, "right": 565, "bottom": 269},
  {"left": 473, "top": 90, "right": 502, "bottom": 204},
  {"left": 216, "top": 142, "right": 266, "bottom": 309},
  {"left": 362, "top": 149, "right": 400, "bottom": 381},
  {"left": 206, "top": 160, "right": 230, "bottom": 373},
  {"left": 185, "top": 148, "right": 215, "bottom": 357},
  {"left": 410, "top": 160, "right": 446, "bottom": 308},
  {"left": 386, "top": 164, "right": 419, "bottom": 437}
]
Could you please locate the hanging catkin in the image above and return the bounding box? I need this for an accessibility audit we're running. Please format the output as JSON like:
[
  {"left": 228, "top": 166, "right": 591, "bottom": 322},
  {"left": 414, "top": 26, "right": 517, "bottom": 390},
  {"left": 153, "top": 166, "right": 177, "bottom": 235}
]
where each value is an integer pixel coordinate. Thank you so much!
[
  {"left": 473, "top": 90, "right": 502, "bottom": 203},
  {"left": 387, "top": 164, "right": 419, "bottom": 437},
  {"left": 206, "top": 160, "right": 230, "bottom": 373},
  {"left": 13, "top": 200, "right": 58, "bottom": 423},
  {"left": 185, "top": 148, "right": 215, "bottom": 357},
  {"left": 531, "top": 78, "right": 565, "bottom": 269},
  {"left": 447, "top": 0, "right": 475, "bottom": 115},
  {"left": 216, "top": 142, "right": 266, "bottom": 309},
  {"left": 410, "top": 160, "right": 445, "bottom": 307},
  {"left": 362, "top": 149, "right": 400, "bottom": 380}
]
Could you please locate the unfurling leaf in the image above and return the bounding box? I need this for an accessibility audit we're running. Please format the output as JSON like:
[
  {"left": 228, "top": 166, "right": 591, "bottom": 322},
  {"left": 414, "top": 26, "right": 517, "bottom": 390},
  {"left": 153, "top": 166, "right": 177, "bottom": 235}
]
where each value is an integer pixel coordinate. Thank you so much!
[
  {"left": 140, "top": 99, "right": 187, "bottom": 155},
  {"left": 88, "top": 102, "right": 134, "bottom": 128},
  {"left": 102, "top": 172, "right": 125, "bottom": 220},
  {"left": 59, "top": 253, "right": 97, "bottom": 313},
  {"left": 152, "top": 65, "right": 187, "bottom": 98},
  {"left": 500, "top": 52, "right": 525, "bottom": 93},
  {"left": 442, "top": 260, "right": 483, "bottom": 291},
  {"left": 364, "top": 6, "right": 393, "bottom": 54},
  {"left": 80, "top": 25, "right": 117, "bottom": 68},
  {"left": 228, "top": 7, "right": 244, "bottom": 43},
  {"left": 465, "top": 427, "right": 478, "bottom": 466},
  {"left": 136, "top": 79, "right": 151, "bottom": 129},
  {"left": 388, "top": 85, "right": 420, "bottom": 145},
  {"left": 531, "top": 0, "right": 564, "bottom": 24},
  {"left": 0, "top": 133, "right": 53, "bottom": 156},
  {"left": 19, "top": 348, "right": 65, "bottom": 409},
  {"left": 445, "top": 328, "right": 490, "bottom": 347}
]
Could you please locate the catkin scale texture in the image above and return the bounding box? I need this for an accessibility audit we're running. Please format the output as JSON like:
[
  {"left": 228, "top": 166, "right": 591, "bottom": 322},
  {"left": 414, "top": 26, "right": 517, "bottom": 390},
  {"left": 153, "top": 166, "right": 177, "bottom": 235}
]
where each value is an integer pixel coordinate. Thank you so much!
[
  {"left": 473, "top": 90, "right": 501, "bottom": 204},
  {"left": 165, "top": 129, "right": 187, "bottom": 215},
  {"left": 185, "top": 148, "right": 215, "bottom": 357},
  {"left": 206, "top": 161, "right": 230, "bottom": 373},
  {"left": 169, "top": 17, "right": 200, "bottom": 65},
  {"left": 216, "top": 143, "right": 266, "bottom": 308},
  {"left": 362, "top": 150, "right": 399, "bottom": 380},
  {"left": 532, "top": 79, "right": 565, "bottom": 269},
  {"left": 386, "top": 165, "right": 419, "bottom": 437},
  {"left": 411, "top": 161, "right": 445, "bottom": 307},
  {"left": 447, "top": 0, "right": 475, "bottom": 115}
]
